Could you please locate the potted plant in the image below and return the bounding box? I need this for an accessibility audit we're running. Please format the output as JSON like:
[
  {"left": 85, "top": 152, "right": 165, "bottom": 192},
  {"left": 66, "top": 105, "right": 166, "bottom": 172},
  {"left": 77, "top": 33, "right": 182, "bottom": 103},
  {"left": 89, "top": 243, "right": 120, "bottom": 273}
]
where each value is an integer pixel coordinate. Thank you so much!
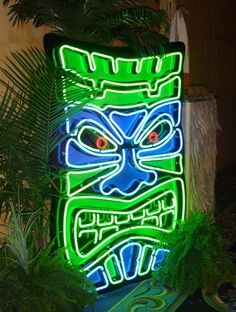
[
  {"left": 152, "top": 211, "right": 236, "bottom": 296},
  {"left": 0, "top": 202, "right": 97, "bottom": 312},
  {"left": 3, "top": 0, "right": 169, "bottom": 54}
]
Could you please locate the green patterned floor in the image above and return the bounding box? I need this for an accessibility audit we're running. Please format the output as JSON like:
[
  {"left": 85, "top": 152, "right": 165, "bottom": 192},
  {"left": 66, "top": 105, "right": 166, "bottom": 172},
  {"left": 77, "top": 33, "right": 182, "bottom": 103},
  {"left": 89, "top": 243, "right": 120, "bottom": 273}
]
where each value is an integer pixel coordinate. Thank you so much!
[{"left": 91, "top": 278, "right": 186, "bottom": 312}]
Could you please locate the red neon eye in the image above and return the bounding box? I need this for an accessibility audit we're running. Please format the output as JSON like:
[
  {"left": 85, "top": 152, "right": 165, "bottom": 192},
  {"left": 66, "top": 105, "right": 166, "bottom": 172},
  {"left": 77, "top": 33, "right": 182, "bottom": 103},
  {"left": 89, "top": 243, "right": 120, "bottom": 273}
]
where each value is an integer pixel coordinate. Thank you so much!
[
  {"left": 96, "top": 136, "right": 108, "bottom": 149},
  {"left": 148, "top": 131, "right": 159, "bottom": 143}
]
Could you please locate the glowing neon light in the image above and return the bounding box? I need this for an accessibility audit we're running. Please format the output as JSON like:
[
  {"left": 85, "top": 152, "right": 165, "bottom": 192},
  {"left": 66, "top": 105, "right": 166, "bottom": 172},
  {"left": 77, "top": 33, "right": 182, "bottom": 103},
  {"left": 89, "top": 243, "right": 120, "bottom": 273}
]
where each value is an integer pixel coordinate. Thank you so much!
[
  {"left": 151, "top": 249, "right": 170, "bottom": 271},
  {"left": 63, "top": 178, "right": 185, "bottom": 262},
  {"left": 77, "top": 126, "right": 117, "bottom": 153},
  {"left": 46, "top": 35, "right": 186, "bottom": 291},
  {"left": 58, "top": 44, "right": 183, "bottom": 102},
  {"left": 139, "top": 154, "right": 184, "bottom": 175},
  {"left": 138, "top": 117, "right": 173, "bottom": 148},
  {"left": 99, "top": 149, "right": 158, "bottom": 196},
  {"left": 96, "top": 136, "right": 108, "bottom": 149},
  {"left": 85, "top": 237, "right": 160, "bottom": 273},
  {"left": 138, "top": 245, "right": 155, "bottom": 276},
  {"left": 104, "top": 254, "right": 124, "bottom": 285},
  {"left": 120, "top": 243, "right": 142, "bottom": 280},
  {"left": 109, "top": 109, "right": 148, "bottom": 140},
  {"left": 87, "top": 266, "right": 109, "bottom": 291},
  {"left": 148, "top": 132, "right": 159, "bottom": 143}
]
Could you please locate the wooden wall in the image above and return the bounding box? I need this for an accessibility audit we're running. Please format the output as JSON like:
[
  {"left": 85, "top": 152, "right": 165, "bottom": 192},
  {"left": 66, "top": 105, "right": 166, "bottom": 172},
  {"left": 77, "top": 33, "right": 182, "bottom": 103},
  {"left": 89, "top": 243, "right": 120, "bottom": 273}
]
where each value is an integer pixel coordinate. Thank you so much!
[{"left": 179, "top": 0, "right": 236, "bottom": 170}]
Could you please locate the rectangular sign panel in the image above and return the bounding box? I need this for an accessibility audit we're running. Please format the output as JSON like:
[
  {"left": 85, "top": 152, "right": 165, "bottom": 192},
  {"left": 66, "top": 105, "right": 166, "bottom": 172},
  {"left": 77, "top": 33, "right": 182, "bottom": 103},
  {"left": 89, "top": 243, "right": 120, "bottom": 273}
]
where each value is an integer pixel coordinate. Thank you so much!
[{"left": 45, "top": 35, "right": 185, "bottom": 292}]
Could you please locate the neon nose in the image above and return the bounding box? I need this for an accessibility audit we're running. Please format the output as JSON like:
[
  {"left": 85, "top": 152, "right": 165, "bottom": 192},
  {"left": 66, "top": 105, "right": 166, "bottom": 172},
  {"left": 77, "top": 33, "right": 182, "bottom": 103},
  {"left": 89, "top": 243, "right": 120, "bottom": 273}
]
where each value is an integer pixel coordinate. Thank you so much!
[{"left": 100, "top": 149, "right": 157, "bottom": 196}]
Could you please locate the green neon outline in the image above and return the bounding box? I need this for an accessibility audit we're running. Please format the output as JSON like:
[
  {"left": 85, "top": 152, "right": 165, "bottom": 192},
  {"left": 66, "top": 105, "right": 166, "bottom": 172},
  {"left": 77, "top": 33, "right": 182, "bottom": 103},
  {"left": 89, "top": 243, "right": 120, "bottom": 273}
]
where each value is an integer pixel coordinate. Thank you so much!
[
  {"left": 97, "top": 76, "right": 181, "bottom": 100},
  {"left": 61, "top": 74, "right": 181, "bottom": 103},
  {"left": 141, "top": 216, "right": 158, "bottom": 225},
  {"left": 74, "top": 186, "right": 177, "bottom": 221},
  {"left": 59, "top": 45, "right": 181, "bottom": 75},
  {"left": 159, "top": 210, "right": 174, "bottom": 228},
  {"left": 104, "top": 254, "right": 124, "bottom": 285},
  {"left": 58, "top": 45, "right": 183, "bottom": 104},
  {"left": 84, "top": 236, "right": 160, "bottom": 272},
  {"left": 138, "top": 244, "right": 155, "bottom": 276},
  {"left": 139, "top": 154, "right": 184, "bottom": 175},
  {"left": 78, "top": 229, "right": 98, "bottom": 244},
  {"left": 66, "top": 164, "right": 118, "bottom": 197},
  {"left": 62, "top": 178, "right": 185, "bottom": 262},
  {"left": 75, "top": 226, "right": 161, "bottom": 260},
  {"left": 64, "top": 177, "right": 185, "bottom": 213},
  {"left": 139, "top": 118, "right": 173, "bottom": 148},
  {"left": 73, "top": 190, "right": 177, "bottom": 259},
  {"left": 77, "top": 125, "right": 118, "bottom": 153}
]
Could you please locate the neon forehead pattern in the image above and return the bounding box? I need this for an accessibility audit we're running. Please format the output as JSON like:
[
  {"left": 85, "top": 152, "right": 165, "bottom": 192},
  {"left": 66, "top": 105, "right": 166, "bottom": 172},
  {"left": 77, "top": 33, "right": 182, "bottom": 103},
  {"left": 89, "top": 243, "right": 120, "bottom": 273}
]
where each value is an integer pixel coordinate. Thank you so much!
[
  {"left": 52, "top": 40, "right": 185, "bottom": 291},
  {"left": 57, "top": 44, "right": 183, "bottom": 105}
]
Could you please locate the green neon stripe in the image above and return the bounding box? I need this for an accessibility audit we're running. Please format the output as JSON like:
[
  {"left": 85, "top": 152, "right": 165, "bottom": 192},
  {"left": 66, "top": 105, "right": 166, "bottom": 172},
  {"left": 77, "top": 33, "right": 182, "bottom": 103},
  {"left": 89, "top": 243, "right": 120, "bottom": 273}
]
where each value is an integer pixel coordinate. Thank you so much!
[
  {"left": 140, "top": 154, "right": 183, "bottom": 175},
  {"left": 57, "top": 45, "right": 183, "bottom": 107},
  {"left": 66, "top": 165, "right": 117, "bottom": 196}
]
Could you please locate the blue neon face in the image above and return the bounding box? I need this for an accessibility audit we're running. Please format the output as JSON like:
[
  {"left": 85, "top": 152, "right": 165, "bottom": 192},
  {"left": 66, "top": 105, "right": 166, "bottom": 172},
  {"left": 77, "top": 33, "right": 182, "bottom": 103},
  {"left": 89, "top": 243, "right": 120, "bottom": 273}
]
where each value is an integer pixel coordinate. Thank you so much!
[{"left": 64, "top": 101, "right": 182, "bottom": 197}]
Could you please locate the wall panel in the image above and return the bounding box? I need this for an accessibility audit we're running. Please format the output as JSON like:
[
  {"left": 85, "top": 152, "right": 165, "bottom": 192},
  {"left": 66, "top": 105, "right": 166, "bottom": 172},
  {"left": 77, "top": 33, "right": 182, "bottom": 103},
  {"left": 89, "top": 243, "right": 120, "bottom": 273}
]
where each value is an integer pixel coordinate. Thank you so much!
[
  {"left": 180, "top": 0, "right": 236, "bottom": 170},
  {"left": 182, "top": 0, "right": 215, "bottom": 90},
  {"left": 0, "top": 7, "right": 48, "bottom": 87},
  {"left": 214, "top": 38, "right": 234, "bottom": 169}
]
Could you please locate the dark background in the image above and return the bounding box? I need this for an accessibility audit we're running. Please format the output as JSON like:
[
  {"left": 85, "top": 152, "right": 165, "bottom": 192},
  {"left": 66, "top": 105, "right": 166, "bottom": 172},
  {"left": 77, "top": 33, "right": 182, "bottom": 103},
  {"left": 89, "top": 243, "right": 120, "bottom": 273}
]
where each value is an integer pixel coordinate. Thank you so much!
[{"left": 177, "top": 0, "right": 236, "bottom": 171}]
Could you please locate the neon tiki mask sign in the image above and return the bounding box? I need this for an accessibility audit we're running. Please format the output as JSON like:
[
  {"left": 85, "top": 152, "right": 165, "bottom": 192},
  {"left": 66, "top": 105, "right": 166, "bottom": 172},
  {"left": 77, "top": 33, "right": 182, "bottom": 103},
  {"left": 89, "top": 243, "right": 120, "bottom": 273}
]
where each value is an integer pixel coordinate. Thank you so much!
[{"left": 45, "top": 35, "right": 185, "bottom": 292}]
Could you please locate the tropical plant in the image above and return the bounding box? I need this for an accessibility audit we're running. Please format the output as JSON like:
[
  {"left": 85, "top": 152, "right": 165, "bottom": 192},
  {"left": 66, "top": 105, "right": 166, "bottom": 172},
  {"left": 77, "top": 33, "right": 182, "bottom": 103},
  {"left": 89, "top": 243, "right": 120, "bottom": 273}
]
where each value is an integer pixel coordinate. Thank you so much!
[
  {"left": 0, "top": 202, "right": 97, "bottom": 312},
  {"left": 152, "top": 211, "right": 236, "bottom": 295},
  {"left": 0, "top": 1, "right": 170, "bottom": 215},
  {"left": 0, "top": 47, "right": 95, "bottom": 215},
  {"left": 0, "top": 3, "right": 170, "bottom": 308},
  {"left": 0, "top": 49, "right": 98, "bottom": 305},
  {"left": 2, "top": 0, "right": 169, "bottom": 54}
]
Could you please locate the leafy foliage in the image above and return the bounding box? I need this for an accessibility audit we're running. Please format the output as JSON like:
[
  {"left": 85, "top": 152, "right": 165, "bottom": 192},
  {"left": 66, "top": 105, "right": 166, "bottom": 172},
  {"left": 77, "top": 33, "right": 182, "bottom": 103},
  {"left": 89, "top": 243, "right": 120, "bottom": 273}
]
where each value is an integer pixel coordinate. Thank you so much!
[
  {"left": 0, "top": 38, "right": 98, "bottom": 312},
  {"left": 0, "top": 48, "right": 95, "bottom": 215},
  {"left": 0, "top": 203, "right": 97, "bottom": 312},
  {"left": 3, "top": 0, "right": 169, "bottom": 54},
  {"left": 152, "top": 211, "right": 236, "bottom": 295}
]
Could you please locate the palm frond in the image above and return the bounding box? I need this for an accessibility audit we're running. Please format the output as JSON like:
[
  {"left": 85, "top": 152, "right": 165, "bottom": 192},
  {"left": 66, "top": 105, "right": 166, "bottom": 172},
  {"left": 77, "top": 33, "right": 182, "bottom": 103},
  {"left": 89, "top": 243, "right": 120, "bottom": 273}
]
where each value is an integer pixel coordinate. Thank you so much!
[
  {"left": 3, "top": 0, "right": 170, "bottom": 53},
  {"left": 0, "top": 48, "right": 96, "bottom": 214}
]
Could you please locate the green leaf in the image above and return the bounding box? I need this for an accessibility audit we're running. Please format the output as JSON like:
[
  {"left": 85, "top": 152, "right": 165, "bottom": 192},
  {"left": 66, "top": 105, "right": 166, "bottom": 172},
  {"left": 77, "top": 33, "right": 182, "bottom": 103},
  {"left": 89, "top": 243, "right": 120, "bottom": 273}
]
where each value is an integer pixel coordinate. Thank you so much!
[
  {"left": 3, "top": 1, "right": 170, "bottom": 54},
  {"left": 152, "top": 211, "right": 236, "bottom": 294},
  {"left": 0, "top": 48, "right": 96, "bottom": 215}
]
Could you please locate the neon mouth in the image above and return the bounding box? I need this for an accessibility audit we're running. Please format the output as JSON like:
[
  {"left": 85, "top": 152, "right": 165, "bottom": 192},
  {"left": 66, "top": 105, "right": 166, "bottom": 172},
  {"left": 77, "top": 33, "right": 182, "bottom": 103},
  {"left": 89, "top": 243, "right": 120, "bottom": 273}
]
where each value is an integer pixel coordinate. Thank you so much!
[{"left": 73, "top": 190, "right": 176, "bottom": 258}]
